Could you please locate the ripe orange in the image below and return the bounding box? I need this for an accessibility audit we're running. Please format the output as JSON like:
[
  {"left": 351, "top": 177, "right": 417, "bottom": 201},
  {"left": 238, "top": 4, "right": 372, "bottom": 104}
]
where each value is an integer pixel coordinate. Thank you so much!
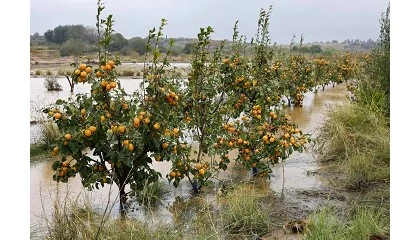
[
  {"left": 74, "top": 69, "right": 81, "bottom": 75},
  {"left": 108, "top": 60, "right": 115, "bottom": 67},
  {"left": 65, "top": 134, "right": 72, "bottom": 140},
  {"left": 123, "top": 140, "right": 129, "bottom": 146},
  {"left": 95, "top": 71, "right": 102, "bottom": 78},
  {"left": 79, "top": 63, "right": 87, "bottom": 70},
  {"left": 109, "top": 81, "right": 117, "bottom": 88},
  {"left": 196, "top": 163, "right": 202, "bottom": 169},
  {"left": 104, "top": 64, "right": 112, "bottom": 71},
  {"left": 128, "top": 143, "right": 134, "bottom": 152},
  {"left": 173, "top": 128, "right": 179, "bottom": 135},
  {"left": 80, "top": 71, "right": 87, "bottom": 78},
  {"left": 162, "top": 142, "right": 169, "bottom": 149},
  {"left": 100, "top": 80, "right": 108, "bottom": 87},
  {"left": 153, "top": 122, "right": 160, "bottom": 130},
  {"left": 118, "top": 125, "right": 126, "bottom": 134},
  {"left": 85, "top": 66, "right": 92, "bottom": 73},
  {"left": 100, "top": 115, "right": 105, "bottom": 122},
  {"left": 133, "top": 118, "right": 140, "bottom": 125},
  {"left": 143, "top": 118, "right": 150, "bottom": 124},
  {"left": 53, "top": 112, "right": 62, "bottom": 120},
  {"left": 106, "top": 84, "right": 111, "bottom": 91},
  {"left": 284, "top": 133, "right": 290, "bottom": 139},
  {"left": 62, "top": 162, "right": 69, "bottom": 167},
  {"left": 81, "top": 109, "right": 87, "bottom": 115},
  {"left": 199, "top": 168, "right": 205, "bottom": 175},
  {"left": 237, "top": 138, "right": 243, "bottom": 144},
  {"left": 262, "top": 135, "right": 268, "bottom": 141},
  {"left": 53, "top": 147, "right": 59, "bottom": 154},
  {"left": 169, "top": 171, "right": 176, "bottom": 178},
  {"left": 84, "top": 129, "right": 92, "bottom": 137},
  {"left": 269, "top": 137, "right": 275, "bottom": 143}
]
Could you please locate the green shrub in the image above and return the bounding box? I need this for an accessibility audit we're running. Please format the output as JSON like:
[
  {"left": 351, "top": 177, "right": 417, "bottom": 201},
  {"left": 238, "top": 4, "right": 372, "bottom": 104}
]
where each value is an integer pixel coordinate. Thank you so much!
[{"left": 44, "top": 75, "right": 63, "bottom": 91}]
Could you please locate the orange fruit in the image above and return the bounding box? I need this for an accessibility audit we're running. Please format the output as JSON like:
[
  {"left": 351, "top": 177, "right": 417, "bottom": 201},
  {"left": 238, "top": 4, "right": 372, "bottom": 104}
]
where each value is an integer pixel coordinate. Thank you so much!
[
  {"left": 95, "top": 71, "right": 102, "bottom": 78},
  {"left": 53, "top": 147, "right": 59, "bottom": 154},
  {"left": 62, "top": 162, "right": 69, "bottom": 167},
  {"left": 53, "top": 112, "right": 62, "bottom": 120},
  {"left": 109, "top": 81, "right": 117, "bottom": 88},
  {"left": 262, "top": 135, "right": 268, "bottom": 141},
  {"left": 64, "top": 134, "right": 72, "bottom": 140},
  {"left": 128, "top": 143, "right": 134, "bottom": 152},
  {"left": 85, "top": 66, "right": 92, "bottom": 73},
  {"left": 106, "top": 84, "right": 112, "bottom": 91},
  {"left": 237, "top": 138, "right": 243, "bottom": 144},
  {"left": 284, "top": 133, "right": 290, "bottom": 139},
  {"left": 100, "top": 80, "right": 108, "bottom": 87},
  {"left": 84, "top": 129, "right": 92, "bottom": 137},
  {"left": 80, "top": 71, "right": 87, "bottom": 78},
  {"left": 89, "top": 125, "right": 97, "bottom": 133},
  {"left": 196, "top": 163, "right": 202, "bottom": 169},
  {"left": 162, "top": 142, "right": 169, "bottom": 149},
  {"left": 123, "top": 140, "right": 129, "bottom": 146},
  {"left": 104, "top": 64, "right": 112, "bottom": 71},
  {"left": 100, "top": 115, "right": 105, "bottom": 122},
  {"left": 74, "top": 69, "right": 81, "bottom": 75},
  {"left": 269, "top": 137, "right": 275, "bottom": 143},
  {"left": 153, "top": 122, "right": 160, "bottom": 130},
  {"left": 169, "top": 171, "right": 176, "bottom": 178},
  {"left": 143, "top": 118, "right": 150, "bottom": 124},
  {"left": 108, "top": 60, "right": 115, "bottom": 68},
  {"left": 176, "top": 171, "right": 181, "bottom": 177},
  {"left": 118, "top": 125, "right": 126, "bottom": 134},
  {"left": 81, "top": 109, "right": 87, "bottom": 115},
  {"left": 199, "top": 168, "right": 205, "bottom": 175},
  {"left": 173, "top": 128, "right": 179, "bottom": 135},
  {"left": 133, "top": 118, "right": 140, "bottom": 125},
  {"left": 79, "top": 63, "right": 87, "bottom": 70}
]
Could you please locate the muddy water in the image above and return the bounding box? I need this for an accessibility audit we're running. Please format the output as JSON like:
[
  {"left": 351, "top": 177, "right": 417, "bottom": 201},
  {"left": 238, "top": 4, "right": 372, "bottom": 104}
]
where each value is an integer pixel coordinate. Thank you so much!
[{"left": 30, "top": 78, "right": 350, "bottom": 233}]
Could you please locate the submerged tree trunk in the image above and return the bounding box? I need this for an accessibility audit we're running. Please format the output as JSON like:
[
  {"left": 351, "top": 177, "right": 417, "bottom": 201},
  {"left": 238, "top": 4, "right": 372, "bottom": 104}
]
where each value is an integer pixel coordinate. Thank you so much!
[{"left": 65, "top": 75, "right": 75, "bottom": 93}]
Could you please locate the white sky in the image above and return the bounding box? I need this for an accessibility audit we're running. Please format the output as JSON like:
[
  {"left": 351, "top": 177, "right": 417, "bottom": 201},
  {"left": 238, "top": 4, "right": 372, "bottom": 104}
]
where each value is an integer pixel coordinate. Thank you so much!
[{"left": 30, "top": 0, "right": 389, "bottom": 44}]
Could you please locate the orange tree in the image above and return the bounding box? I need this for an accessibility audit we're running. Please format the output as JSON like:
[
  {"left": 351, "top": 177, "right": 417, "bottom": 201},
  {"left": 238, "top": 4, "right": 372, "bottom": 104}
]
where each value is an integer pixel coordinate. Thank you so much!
[
  {"left": 43, "top": 2, "right": 189, "bottom": 212},
  {"left": 312, "top": 57, "right": 331, "bottom": 92},
  {"left": 216, "top": 7, "right": 311, "bottom": 176},
  {"left": 165, "top": 26, "right": 232, "bottom": 193}
]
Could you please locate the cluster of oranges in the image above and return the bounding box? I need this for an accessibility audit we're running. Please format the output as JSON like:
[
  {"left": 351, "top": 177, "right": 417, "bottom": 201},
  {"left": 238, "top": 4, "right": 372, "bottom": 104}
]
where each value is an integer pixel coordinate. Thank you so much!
[{"left": 74, "top": 63, "right": 92, "bottom": 83}]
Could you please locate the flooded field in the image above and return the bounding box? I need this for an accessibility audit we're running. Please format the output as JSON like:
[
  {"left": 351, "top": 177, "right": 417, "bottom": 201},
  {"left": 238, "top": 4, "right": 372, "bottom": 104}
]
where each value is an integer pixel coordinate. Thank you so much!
[{"left": 30, "top": 77, "right": 350, "bottom": 236}]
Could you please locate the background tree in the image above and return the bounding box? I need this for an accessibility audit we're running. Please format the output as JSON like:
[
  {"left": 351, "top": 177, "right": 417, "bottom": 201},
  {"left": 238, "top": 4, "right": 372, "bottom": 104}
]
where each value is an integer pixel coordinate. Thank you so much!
[
  {"left": 110, "top": 33, "right": 128, "bottom": 52},
  {"left": 128, "top": 37, "right": 147, "bottom": 55}
]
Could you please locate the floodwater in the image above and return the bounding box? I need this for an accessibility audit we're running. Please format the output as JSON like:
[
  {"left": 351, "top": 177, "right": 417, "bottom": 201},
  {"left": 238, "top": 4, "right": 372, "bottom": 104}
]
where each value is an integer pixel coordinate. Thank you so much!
[{"left": 30, "top": 77, "right": 350, "bottom": 235}]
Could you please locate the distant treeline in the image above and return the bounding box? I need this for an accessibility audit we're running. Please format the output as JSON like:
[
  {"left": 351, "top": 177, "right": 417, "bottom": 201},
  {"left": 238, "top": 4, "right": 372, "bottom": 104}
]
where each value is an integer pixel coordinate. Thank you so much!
[{"left": 30, "top": 24, "right": 377, "bottom": 57}]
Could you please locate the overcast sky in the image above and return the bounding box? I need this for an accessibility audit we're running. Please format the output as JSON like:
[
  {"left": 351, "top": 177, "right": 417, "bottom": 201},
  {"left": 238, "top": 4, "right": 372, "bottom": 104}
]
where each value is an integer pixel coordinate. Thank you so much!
[{"left": 31, "top": 0, "right": 389, "bottom": 44}]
